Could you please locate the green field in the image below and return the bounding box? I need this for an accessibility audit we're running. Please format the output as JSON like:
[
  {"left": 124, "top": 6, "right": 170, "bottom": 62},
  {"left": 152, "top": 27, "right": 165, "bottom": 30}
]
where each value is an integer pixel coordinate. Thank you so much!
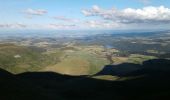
[
  {"left": 0, "top": 43, "right": 157, "bottom": 76},
  {"left": 0, "top": 44, "right": 63, "bottom": 74},
  {"left": 43, "top": 50, "right": 109, "bottom": 75}
]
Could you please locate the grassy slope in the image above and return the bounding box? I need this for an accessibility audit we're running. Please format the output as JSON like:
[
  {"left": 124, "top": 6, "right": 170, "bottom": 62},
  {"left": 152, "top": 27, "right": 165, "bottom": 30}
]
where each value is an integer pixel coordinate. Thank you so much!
[
  {"left": 112, "top": 54, "right": 157, "bottom": 64},
  {"left": 0, "top": 44, "right": 109, "bottom": 75},
  {"left": 43, "top": 51, "right": 109, "bottom": 75},
  {"left": 0, "top": 44, "right": 63, "bottom": 74},
  {"left": 127, "top": 54, "right": 157, "bottom": 64},
  {"left": 0, "top": 43, "right": 157, "bottom": 76}
]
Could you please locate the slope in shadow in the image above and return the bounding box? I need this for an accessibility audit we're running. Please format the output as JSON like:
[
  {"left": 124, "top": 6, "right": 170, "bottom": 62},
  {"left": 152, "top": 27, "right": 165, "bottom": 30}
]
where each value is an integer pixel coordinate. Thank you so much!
[
  {"left": 96, "top": 59, "right": 170, "bottom": 76},
  {"left": 0, "top": 59, "right": 170, "bottom": 100}
]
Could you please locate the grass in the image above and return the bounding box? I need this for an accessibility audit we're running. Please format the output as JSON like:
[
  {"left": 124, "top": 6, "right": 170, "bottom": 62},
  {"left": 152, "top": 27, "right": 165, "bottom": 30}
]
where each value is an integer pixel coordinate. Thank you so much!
[
  {"left": 92, "top": 75, "right": 119, "bottom": 81},
  {"left": 0, "top": 44, "right": 109, "bottom": 75},
  {"left": 112, "top": 57, "right": 128, "bottom": 64},
  {"left": 146, "top": 50, "right": 159, "bottom": 54},
  {"left": 111, "top": 54, "right": 157, "bottom": 65},
  {"left": 0, "top": 44, "right": 63, "bottom": 74},
  {"left": 127, "top": 54, "right": 157, "bottom": 64},
  {"left": 0, "top": 43, "right": 156, "bottom": 75},
  {"left": 43, "top": 51, "right": 109, "bottom": 75}
]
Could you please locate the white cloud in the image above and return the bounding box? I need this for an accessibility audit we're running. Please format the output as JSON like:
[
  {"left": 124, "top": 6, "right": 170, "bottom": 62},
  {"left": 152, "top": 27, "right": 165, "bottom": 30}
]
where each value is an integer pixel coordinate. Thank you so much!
[
  {"left": 82, "top": 5, "right": 102, "bottom": 16},
  {"left": 0, "top": 23, "right": 27, "bottom": 28},
  {"left": 23, "top": 8, "right": 47, "bottom": 16},
  {"left": 53, "top": 16, "right": 79, "bottom": 22},
  {"left": 82, "top": 5, "right": 170, "bottom": 24},
  {"left": 0, "top": 23, "right": 78, "bottom": 30},
  {"left": 85, "top": 20, "right": 120, "bottom": 28},
  {"left": 47, "top": 24, "right": 77, "bottom": 29}
]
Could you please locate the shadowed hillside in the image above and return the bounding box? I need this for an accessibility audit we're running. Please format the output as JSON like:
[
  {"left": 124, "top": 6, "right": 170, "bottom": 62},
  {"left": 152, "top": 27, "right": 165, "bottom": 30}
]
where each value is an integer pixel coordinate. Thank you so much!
[
  {"left": 0, "top": 59, "right": 170, "bottom": 100},
  {"left": 96, "top": 59, "right": 170, "bottom": 76}
]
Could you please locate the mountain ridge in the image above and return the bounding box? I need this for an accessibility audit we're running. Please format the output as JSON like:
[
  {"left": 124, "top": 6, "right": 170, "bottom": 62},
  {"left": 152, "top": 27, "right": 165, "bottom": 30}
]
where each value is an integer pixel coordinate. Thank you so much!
[{"left": 1, "top": 59, "right": 170, "bottom": 100}]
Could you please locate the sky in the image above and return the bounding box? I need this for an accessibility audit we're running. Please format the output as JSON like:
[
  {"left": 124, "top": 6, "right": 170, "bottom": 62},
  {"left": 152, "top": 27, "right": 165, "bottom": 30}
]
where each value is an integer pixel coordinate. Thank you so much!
[{"left": 0, "top": 0, "right": 170, "bottom": 30}]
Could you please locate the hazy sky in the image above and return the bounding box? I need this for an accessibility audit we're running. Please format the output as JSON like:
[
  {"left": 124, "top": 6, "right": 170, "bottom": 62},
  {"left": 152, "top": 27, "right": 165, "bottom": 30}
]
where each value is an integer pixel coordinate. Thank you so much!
[{"left": 0, "top": 0, "right": 170, "bottom": 30}]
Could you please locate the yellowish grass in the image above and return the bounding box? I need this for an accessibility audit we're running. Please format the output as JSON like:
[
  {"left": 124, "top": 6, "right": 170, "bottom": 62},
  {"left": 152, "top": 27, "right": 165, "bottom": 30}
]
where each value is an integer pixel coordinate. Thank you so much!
[
  {"left": 43, "top": 57, "right": 90, "bottom": 75},
  {"left": 92, "top": 75, "right": 119, "bottom": 81},
  {"left": 112, "top": 57, "right": 128, "bottom": 64}
]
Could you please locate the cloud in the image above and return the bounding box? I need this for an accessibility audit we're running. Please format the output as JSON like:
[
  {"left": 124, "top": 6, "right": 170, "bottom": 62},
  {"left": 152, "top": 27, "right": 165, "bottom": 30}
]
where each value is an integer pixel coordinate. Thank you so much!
[
  {"left": 85, "top": 20, "right": 120, "bottom": 28},
  {"left": 23, "top": 8, "right": 47, "bottom": 16},
  {"left": 53, "top": 16, "right": 79, "bottom": 22},
  {"left": 0, "top": 23, "right": 27, "bottom": 28},
  {"left": 47, "top": 24, "right": 76, "bottom": 29},
  {"left": 82, "top": 5, "right": 170, "bottom": 24},
  {"left": 0, "top": 23, "right": 78, "bottom": 30},
  {"left": 82, "top": 5, "right": 101, "bottom": 16}
]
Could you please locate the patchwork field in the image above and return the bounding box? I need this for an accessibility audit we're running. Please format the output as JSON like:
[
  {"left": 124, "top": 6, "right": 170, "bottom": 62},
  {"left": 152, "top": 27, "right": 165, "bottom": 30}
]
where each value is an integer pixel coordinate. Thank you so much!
[{"left": 0, "top": 43, "right": 158, "bottom": 76}]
